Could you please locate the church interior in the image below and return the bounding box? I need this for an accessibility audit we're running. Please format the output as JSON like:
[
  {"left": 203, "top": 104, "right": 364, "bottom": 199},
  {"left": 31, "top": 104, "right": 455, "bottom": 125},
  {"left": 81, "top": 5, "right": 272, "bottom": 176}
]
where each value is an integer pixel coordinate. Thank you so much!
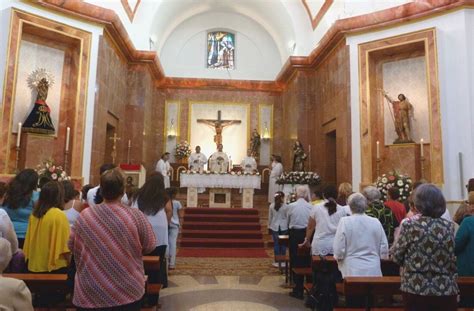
[{"left": 0, "top": 0, "right": 474, "bottom": 310}]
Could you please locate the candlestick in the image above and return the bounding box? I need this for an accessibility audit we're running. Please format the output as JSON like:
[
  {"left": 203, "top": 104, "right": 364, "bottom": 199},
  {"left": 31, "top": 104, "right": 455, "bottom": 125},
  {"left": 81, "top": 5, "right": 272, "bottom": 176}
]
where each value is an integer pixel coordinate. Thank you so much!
[
  {"left": 308, "top": 145, "right": 312, "bottom": 170},
  {"left": 15, "top": 146, "right": 20, "bottom": 173},
  {"left": 376, "top": 141, "right": 380, "bottom": 159},
  {"left": 127, "top": 139, "right": 131, "bottom": 164},
  {"left": 420, "top": 138, "right": 424, "bottom": 157},
  {"left": 16, "top": 122, "right": 22, "bottom": 147},
  {"left": 376, "top": 158, "right": 381, "bottom": 180},
  {"left": 65, "top": 127, "right": 71, "bottom": 152}
]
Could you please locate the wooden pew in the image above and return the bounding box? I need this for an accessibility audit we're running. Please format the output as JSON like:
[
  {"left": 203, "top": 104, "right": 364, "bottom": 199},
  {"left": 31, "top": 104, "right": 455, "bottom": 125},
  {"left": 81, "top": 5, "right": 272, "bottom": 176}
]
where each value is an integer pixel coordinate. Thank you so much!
[
  {"left": 342, "top": 276, "right": 474, "bottom": 310},
  {"left": 4, "top": 256, "right": 162, "bottom": 308}
]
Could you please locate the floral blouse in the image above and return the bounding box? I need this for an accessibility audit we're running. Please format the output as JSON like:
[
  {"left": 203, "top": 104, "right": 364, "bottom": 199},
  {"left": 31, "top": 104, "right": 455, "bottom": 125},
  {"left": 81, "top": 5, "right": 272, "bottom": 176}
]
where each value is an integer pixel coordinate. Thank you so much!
[{"left": 391, "top": 216, "right": 459, "bottom": 296}]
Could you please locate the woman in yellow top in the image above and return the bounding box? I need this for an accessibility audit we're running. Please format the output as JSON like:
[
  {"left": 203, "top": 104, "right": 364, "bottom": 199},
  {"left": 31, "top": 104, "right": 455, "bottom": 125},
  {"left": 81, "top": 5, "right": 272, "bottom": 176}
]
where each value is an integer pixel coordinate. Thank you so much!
[{"left": 23, "top": 181, "right": 70, "bottom": 273}]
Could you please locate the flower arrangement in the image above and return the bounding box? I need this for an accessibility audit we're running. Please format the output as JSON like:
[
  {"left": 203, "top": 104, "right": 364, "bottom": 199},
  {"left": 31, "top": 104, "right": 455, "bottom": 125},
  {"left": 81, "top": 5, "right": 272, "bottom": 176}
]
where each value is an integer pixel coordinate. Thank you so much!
[
  {"left": 35, "top": 159, "right": 70, "bottom": 182},
  {"left": 277, "top": 171, "right": 321, "bottom": 186},
  {"left": 375, "top": 171, "right": 413, "bottom": 202},
  {"left": 175, "top": 141, "right": 192, "bottom": 160}
]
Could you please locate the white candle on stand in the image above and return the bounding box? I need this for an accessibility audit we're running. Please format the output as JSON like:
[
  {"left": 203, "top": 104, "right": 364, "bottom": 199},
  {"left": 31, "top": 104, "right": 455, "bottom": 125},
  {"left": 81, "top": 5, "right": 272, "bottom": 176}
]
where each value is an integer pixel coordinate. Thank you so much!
[
  {"left": 420, "top": 138, "right": 424, "bottom": 157},
  {"left": 65, "top": 127, "right": 71, "bottom": 152},
  {"left": 16, "top": 123, "right": 22, "bottom": 147},
  {"left": 376, "top": 141, "right": 380, "bottom": 159}
]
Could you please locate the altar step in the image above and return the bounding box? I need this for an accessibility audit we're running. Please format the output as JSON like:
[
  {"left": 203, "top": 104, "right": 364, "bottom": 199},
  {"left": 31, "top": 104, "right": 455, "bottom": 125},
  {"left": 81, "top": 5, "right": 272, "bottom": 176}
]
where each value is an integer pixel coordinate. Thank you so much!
[
  {"left": 183, "top": 214, "right": 259, "bottom": 223},
  {"left": 181, "top": 229, "right": 263, "bottom": 239},
  {"left": 180, "top": 238, "right": 264, "bottom": 248},
  {"left": 182, "top": 221, "right": 261, "bottom": 231},
  {"left": 179, "top": 207, "right": 265, "bottom": 250},
  {"left": 184, "top": 207, "right": 258, "bottom": 215}
]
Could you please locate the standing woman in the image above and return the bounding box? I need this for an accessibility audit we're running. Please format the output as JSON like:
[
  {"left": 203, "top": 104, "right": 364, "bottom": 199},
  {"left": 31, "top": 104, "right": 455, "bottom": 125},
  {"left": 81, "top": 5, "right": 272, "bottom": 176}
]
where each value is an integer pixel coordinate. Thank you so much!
[
  {"left": 268, "top": 191, "right": 288, "bottom": 266},
  {"left": 23, "top": 181, "right": 70, "bottom": 273},
  {"left": 2, "top": 169, "right": 39, "bottom": 248},
  {"left": 132, "top": 173, "right": 172, "bottom": 305},
  {"left": 268, "top": 155, "right": 283, "bottom": 203},
  {"left": 62, "top": 180, "right": 82, "bottom": 227},
  {"left": 166, "top": 187, "right": 183, "bottom": 270},
  {"left": 391, "top": 184, "right": 458, "bottom": 311}
]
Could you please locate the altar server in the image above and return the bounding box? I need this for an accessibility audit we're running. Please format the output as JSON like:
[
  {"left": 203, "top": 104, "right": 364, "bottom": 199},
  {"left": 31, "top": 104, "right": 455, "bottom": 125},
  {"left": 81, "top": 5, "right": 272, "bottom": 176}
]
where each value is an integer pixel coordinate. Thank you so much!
[
  {"left": 156, "top": 153, "right": 172, "bottom": 188},
  {"left": 268, "top": 155, "right": 283, "bottom": 203},
  {"left": 241, "top": 149, "right": 258, "bottom": 174}
]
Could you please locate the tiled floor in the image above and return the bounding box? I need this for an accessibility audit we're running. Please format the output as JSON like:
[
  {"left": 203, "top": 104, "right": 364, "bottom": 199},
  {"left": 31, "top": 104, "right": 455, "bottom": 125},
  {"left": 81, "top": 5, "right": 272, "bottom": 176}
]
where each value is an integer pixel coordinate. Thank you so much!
[{"left": 160, "top": 274, "right": 306, "bottom": 310}]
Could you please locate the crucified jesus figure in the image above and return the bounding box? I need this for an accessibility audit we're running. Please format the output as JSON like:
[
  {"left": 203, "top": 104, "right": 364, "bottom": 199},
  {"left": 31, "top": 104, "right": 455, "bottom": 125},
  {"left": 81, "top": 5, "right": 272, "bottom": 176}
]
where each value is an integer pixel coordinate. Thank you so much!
[{"left": 197, "top": 110, "right": 241, "bottom": 147}]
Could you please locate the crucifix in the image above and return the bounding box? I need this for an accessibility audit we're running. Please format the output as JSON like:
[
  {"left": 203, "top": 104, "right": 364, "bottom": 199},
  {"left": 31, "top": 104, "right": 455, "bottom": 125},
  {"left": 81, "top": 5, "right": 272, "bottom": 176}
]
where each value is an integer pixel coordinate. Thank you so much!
[
  {"left": 197, "top": 110, "right": 241, "bottom": 147},
  {"left": 109, "top": 132, "right": 121, "bottom": 164}
]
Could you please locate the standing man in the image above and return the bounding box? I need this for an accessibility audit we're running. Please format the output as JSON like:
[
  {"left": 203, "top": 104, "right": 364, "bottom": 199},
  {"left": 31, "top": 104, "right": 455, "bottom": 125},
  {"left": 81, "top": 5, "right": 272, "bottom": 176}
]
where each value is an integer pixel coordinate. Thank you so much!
[
  {"left": 287, "top": 186, "right": 312, "bottom": 299},
  {"left": 156, "top": 153, "right": 172, "bottom": 188},
  {"left": 268, "top": 155, "right": 283, "bottom": 203},
  {"left": 188, "top": 146, "right": 207, "bottom": 193},
  {"left": 241, "top": 149, "right": 257, "bottom": 174},
  {"left": 188, "top": 146, "right": 207, "bottom": 172},
  {"left": 209, "top": 144, "right": 229, "bottom": 173}
]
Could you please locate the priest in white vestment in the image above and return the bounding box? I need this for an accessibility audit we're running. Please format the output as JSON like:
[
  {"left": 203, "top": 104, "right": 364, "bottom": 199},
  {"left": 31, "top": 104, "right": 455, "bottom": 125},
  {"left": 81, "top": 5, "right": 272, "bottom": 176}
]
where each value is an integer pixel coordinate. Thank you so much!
[
  {"left": 188, "top": 146, "right": 207, "bottom": 193},
  {"left": 209, "top": 144, "right": 230, "bottom": 173},
  {"left": 155, "top": 152, "right": 172, "bottom": 188},
  {"left": 188, "top": 146, "right": 207, "bottom": 172},
  {"left": 241, "top": 149, "right": 257, "bottom": 174},
  {"left": 268, "top": 155, "right": 283, "bottom": 203}
]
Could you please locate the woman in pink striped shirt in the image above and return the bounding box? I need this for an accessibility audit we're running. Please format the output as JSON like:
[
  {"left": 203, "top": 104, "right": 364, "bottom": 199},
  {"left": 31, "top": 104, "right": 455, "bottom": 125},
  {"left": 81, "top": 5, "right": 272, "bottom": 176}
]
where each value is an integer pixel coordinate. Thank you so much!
[{"left": 69, "top": 168, "right": 156, "bottom": 310}]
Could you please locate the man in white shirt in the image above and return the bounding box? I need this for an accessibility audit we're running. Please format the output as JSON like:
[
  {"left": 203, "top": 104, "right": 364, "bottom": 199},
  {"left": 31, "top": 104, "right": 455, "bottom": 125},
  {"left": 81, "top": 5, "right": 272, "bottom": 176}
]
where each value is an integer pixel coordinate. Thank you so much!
[
  {"left": 188, "top": 146, "right": 207, "bottom": 193},
  {"left": 87, "top": 163, "right": 116, "bottom": 208},
  {"left": 208, "top": 144, "right": 229, "bottom": 173},
  {"left": 241, "top": 149, "right": 257, "bottom": 174},
  {"left": 287, "top": 186, "right": 312, "bottom": 299},
  {"left": 155, "top": 152, "right": 172, "bottom": 188}
]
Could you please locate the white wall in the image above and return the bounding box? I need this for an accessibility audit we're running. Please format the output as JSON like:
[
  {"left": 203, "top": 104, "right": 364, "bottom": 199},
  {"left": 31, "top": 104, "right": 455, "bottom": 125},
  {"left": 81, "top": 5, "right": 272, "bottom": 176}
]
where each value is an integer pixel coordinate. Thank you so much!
[
  {"left": 347, "top": 8, "right": 474, "bottom": 201},
  {"left": 0, "top": 1, "right": 104, "bottom": 183},
  {"left": 160, "top": 11, "right": 282, "bottom": 81}
]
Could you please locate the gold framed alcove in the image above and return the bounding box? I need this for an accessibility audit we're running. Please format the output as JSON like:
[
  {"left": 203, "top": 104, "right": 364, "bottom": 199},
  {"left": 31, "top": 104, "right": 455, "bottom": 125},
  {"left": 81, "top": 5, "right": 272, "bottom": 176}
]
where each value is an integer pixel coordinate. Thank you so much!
[
  {"left": 0, "top": 9, "right": 92, "bottom": 179},
  {"left": 358, "top": 28, "right": 443, "bottom": 186}
]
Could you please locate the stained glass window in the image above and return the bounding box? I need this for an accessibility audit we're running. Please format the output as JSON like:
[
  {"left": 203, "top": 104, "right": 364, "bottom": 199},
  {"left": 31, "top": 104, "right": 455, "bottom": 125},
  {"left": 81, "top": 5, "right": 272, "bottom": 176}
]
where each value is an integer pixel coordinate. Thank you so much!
[{"left": 207, "top": 31, "right": 235, "bottom": 70}]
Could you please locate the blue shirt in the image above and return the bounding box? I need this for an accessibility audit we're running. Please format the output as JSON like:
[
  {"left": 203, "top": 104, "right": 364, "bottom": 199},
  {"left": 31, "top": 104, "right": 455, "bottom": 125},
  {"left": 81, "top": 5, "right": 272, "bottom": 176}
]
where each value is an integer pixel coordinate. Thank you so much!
[{"left": 2, "top": 191, "right": 39, "bottom": 238}]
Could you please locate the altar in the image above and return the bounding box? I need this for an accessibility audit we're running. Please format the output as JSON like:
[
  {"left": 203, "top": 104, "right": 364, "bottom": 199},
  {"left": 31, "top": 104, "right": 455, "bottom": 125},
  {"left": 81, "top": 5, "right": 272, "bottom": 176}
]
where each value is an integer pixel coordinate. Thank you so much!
[{"left": 180, "top": 172, "right": 261, "bottom": 208}]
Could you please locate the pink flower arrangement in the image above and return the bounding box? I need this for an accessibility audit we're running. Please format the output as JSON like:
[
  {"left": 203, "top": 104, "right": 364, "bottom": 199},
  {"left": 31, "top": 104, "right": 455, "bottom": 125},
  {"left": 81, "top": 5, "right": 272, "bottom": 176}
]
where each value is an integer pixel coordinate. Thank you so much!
[{"left": 36, "top": 159, "right": 70, "bottom": 183}]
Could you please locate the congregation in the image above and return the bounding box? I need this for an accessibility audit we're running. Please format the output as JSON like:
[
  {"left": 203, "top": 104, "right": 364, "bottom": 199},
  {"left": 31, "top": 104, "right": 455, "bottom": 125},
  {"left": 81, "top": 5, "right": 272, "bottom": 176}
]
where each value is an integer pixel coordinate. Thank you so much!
[
  {"left": 0, "top": 164, "right": 182, "bottom": 310},
  {"left": 268, "top": 179, "right": 474, "bottom": 310}
]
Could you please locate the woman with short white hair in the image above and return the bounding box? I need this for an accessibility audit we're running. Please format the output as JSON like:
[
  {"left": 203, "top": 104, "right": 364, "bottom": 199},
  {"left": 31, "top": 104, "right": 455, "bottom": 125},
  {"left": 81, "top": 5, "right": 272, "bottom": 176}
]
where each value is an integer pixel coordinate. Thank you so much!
[{"left": 333, "top": 193, "right": 389, "bottom": 277}]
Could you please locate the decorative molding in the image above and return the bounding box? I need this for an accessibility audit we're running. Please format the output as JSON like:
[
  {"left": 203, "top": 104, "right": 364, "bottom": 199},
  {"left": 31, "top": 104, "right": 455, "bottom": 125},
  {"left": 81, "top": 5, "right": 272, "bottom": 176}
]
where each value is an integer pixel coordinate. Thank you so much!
[
  {"left": 301, "top": 0, "right": 334, "bottom": 30},
  {"left": 121, "top": 0, "right": 141, "bottom": 22},
  {"left": 156, "top": 77, "right": 284, "bottom": 93},
  {"left": 34, "top": 0, "right": 474, "bottom": 90}
]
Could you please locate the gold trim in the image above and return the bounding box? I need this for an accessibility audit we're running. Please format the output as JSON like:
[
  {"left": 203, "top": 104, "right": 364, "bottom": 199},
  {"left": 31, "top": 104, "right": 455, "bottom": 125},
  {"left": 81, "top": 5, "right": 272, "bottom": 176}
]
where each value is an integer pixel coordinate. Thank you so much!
[
  {"left": 0, "top": 9, "right": 15, "bottom": 145},
  {"left": 187, "top": 101, "right": 251, "bottom": 151},
  {"left": 163, "top": 100, "right": 181, "bottom": 150},
  {"left": 3, "top": 9, "right": 92, "bottom": 178},
  {"left": 358, "top": 28, "right": 443, "bottom": 185}
]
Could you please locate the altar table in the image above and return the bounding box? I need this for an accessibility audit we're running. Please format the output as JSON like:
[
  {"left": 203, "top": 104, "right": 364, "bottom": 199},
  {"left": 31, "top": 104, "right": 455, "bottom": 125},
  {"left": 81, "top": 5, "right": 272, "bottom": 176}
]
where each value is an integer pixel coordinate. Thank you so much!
[{"left": 180, "top": 173, "right": 261, "bottom": 208}]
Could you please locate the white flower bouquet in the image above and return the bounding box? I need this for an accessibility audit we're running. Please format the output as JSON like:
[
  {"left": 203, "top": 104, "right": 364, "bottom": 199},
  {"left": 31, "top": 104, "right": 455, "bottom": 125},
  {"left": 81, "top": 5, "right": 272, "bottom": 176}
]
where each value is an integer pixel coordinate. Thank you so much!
[
  {"left": 36, "top": 159, "right": 70, "bottom": 182},
  {"left": 375, "top": 171, "right": 413, "bottom": 201}
]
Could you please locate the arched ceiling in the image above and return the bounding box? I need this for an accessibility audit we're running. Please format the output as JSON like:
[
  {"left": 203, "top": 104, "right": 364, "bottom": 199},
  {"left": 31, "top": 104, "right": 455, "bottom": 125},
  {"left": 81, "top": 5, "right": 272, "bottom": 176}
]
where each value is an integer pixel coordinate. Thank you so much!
[{"left": 145, "top": 0, "right": 305, "bottom": 63}]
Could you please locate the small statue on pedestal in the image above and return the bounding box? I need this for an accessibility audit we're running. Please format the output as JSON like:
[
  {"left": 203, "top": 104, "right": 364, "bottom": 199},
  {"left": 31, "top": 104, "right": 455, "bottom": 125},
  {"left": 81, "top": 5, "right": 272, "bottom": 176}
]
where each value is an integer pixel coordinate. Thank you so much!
[
  {"left": 24, "top": 68, "right": 55, "bottom": 135},
  {"left": 249, "top": 128, "right": 261, "bottom": 160},
  {"left": 382, "top": 90, "right": 414, "bottom": 144},
  {"left": 292, "top": 140, "right": 307, "bottom": 172}
]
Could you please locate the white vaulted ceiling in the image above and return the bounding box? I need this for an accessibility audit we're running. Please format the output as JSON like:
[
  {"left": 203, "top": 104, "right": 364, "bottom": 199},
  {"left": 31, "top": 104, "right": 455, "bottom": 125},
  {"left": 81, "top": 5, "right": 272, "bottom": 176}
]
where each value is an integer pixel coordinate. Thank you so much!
[{"left": 85, "top": 0, "right": 413, "bottom": 80}]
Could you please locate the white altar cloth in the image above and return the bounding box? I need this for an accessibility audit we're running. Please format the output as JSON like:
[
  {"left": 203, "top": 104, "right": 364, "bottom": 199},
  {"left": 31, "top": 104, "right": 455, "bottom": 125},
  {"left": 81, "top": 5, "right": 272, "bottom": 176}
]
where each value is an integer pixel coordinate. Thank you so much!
[{"left": 180, "top": 173, "right": 261, "bottom": 189}]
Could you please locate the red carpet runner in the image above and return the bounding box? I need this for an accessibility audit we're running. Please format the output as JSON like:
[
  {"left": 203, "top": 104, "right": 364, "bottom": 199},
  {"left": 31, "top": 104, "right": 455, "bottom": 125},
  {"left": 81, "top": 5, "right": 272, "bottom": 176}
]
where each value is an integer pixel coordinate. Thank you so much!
[{"left": 178, "top": 207, "right": 268, "bottom": 258}]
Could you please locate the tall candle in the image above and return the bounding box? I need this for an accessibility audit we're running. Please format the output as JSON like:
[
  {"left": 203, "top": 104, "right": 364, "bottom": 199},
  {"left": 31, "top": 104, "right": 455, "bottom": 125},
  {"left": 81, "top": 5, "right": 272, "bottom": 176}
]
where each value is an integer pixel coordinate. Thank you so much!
[
  {"left": 65, "top": 127, "right": 71, "bottom": 152},
  {"left": 420, "top": 138, "right": 424, "bottom": 157},
  {"left": 376, "top": 141, "right": 380, "bottom": 159},
  {"left": 16, "top": 123, "right": 22, "bottom": 147}
]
